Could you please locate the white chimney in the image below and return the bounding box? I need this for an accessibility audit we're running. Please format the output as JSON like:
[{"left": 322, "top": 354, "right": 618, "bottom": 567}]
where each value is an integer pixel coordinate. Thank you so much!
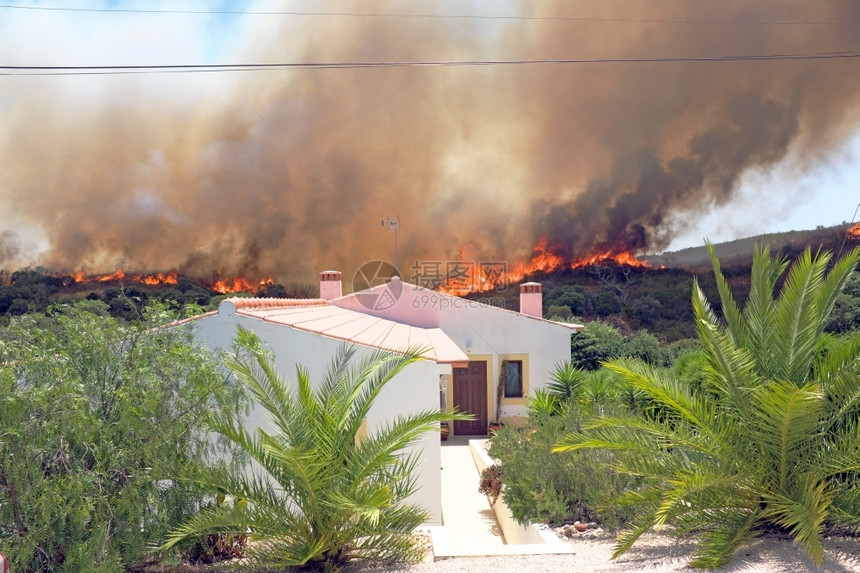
[
  {"left": 320, "top": 270, "right": 342, "bottom": 300},
  {"left": 519, "top": 282, "right": 542, "bottom": 318}
]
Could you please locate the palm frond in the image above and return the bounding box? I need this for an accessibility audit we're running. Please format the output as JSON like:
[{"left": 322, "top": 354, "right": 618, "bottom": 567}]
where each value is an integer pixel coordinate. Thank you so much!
[
  {"left": 706, "top": 242, "right": 748, "bottom": 348},
  {"left": 830, "top": 488, "right": 860, "bottom": 531},
  {"left": 604, "top": 359, "right": 727, "bottom": 447},
  {"left": 771, "top": 248, "right": 829, "bottom": 384},
  {"left": 692, "top": 284, "right": 758, "bottom": 414},
  {"left": 612, "top": 510, "right": 658, "bottom": 559},
  {"left": 546, "top": 360, "right": 588, "bottom": 401},
  {"left": 760, "top": 477, "right": 831, "bottom": 565},
  {"left": 749, "top": 380, "right": 823, "bottom": 491},
  {"left": 352, "top": 408, "right": 471, "bottom": 486},
  {"left": 818, "top": 332, "right": 860, "bottom": 431},
  {"left": 688, "top": 510, "right": 759, "bottom": 569},
  {"left": 556, "top": 415, "right": 723, "bottom": 478},
  {"left": 226, "top": 327, "right": 297, "bottom": 436},
  {"left": 343, "top": 347, "right": 426, "bottom": 442},
  {"left": 742, "top": 243, "right": 787, "bottom": 375}
]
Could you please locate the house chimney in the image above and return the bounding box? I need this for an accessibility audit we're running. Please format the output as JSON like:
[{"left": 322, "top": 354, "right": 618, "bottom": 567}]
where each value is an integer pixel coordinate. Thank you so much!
[
  {"left": 320, "top": 270, "right": 342, "bottom": 300},
  {"left": 519, "top": 282, "right": 542, "bottom": 318}
]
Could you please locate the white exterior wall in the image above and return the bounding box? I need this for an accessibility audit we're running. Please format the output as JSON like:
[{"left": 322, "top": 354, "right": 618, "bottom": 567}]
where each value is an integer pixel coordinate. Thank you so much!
[{"left": 192, "top": 310, "right": 446, "bottom": 524}]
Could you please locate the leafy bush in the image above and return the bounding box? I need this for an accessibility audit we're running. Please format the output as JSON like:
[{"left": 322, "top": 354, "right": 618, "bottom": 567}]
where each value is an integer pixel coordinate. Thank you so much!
[
  {"left": 570, "top": 321, "right": 672, "bottom": 370},
  {"left": 0, "top": 302, "right": 244, "bottom": 572},
  {"left": 488, "top": 409, "right": 636, "bottom": 528},
  {"left": 546, "top": 304, "right": 573, "bottom": 320},
  {"left": 570, "top": 321, "right": 625, "bottom": 370},
  {"left": 825, "top": 271, "right": 860, "bottom": 333},
  {"left": 478, "top": 465, "right": 504, "bottom": 506}
]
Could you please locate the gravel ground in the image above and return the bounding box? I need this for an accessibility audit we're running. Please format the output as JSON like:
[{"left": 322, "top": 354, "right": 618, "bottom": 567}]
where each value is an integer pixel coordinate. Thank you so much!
[{"left": 348, "top": 529, "right": 860, "bottom": 573}]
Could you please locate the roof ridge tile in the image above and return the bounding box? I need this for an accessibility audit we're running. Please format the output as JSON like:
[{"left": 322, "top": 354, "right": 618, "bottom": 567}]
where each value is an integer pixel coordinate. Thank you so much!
[{"left": 226, "top": 297, "right": 327, "bottom": 310}]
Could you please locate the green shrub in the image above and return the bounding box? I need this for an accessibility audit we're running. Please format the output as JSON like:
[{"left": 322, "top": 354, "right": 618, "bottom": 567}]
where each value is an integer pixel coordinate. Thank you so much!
[
  {"left": 0, "top": 302, "right": 245, "bottom": 571},
  {"left": 487, "top": 409, "right": 636, "bottom": 528}
]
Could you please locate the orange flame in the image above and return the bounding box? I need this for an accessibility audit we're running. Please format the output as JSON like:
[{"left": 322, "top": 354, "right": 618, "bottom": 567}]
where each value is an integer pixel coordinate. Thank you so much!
[
  {"left": 848, "top": 223, "right": 860, "bottom": 239},
  {"left": 142, "top": 271, "right": 179, "bottom": 285},
  {"left": 71, "top": 269, "right": 178, "bottom": 285},
  {"left": 570, "top": 250, "right": 650, "bottom": 269},
  {"left": 437, "top": 239, "right": 651, "bottom": 295},
  {"left": 68, "top": 269, "right": 266, "bottom": 294},
  {"left": 212, "top": 276, "right": 255, "bottom": 294},
  {"left": 437, "top": 241, "right": 565, "bottom": 295},
  {"left": 209, "top": 276, "right": 274, "bottom": 294},
  {"left": 507, "top": 239, "right": 566, "bottom": 283}
]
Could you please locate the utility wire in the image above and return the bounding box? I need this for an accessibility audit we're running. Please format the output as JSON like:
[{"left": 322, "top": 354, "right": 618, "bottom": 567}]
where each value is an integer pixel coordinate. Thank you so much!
[
  {"left": 1, "top": 3, "right": 859, "bottom": 26},
  {"left": 3, "top": 51, "right": 860, "bottom": 76}
]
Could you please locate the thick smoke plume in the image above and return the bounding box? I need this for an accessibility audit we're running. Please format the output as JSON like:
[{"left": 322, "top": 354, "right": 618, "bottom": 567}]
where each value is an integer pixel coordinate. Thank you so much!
[{"left": 1, "top": 0, "right": 859, "bottom": 284}]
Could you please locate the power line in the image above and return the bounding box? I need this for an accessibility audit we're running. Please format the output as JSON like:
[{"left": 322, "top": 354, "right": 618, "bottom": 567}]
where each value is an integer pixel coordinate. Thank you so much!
[
  {"left": 1, "top": 3, "right": 859, "bottom": 26},
  {"left": 3, "top": 51, "right": 859, "bottom": 76}
]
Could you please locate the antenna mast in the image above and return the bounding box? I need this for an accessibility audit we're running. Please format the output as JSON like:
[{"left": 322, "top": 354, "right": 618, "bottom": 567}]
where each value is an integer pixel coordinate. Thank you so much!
[{"left": 383, "top": 215, "right": 401, "bottom": 274}]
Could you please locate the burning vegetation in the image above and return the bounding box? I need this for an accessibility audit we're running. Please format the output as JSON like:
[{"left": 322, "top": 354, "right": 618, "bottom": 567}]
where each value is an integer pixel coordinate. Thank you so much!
[
  {"left": 67, "top": 269, "right": 275, "bottom": 295},
  {"left": 439, "top": 239, "right": 653, "bottom": 296}
]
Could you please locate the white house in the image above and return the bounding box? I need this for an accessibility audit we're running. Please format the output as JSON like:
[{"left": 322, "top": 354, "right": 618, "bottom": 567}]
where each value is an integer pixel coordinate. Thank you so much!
[{"left": 191, "top": 272, "right": 580, "bottom": 524}]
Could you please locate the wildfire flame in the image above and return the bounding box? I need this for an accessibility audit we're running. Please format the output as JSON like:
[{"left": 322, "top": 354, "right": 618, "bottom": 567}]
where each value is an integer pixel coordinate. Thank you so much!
[
  {"left": 848, "top": 223, "right": 860, "bottom": 239},
  {"left": 211, "top": 277, "right": 274, "bottom": 295},
  {"left": 570, "top": 250, "right": 650, "bottom": 269},
  {"left": 438, "top": 238, "right": 651, "bottom": 296},
  {"left": 70, "top": 269, "right": 178, "bottom": 286},
  {"left": 69, "top": 269, "right": 273, "bottom": 294}
]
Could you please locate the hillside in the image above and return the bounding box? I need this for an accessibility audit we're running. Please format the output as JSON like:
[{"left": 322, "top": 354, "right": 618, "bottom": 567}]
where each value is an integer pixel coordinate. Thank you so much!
[
  {"left": 644, "top": 223, "right": 855, "bottom": 269},
  {"left": 1, "top": 223, "right": 859, "bottom": 340},
  {"left": 468, "top": 222, "right": 860, "bottom": 341}
]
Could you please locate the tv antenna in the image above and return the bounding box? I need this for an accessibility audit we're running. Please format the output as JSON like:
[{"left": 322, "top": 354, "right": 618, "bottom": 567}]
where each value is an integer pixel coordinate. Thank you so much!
[{"left": 382, "top": 215, "right": 401, "bottom": 274}]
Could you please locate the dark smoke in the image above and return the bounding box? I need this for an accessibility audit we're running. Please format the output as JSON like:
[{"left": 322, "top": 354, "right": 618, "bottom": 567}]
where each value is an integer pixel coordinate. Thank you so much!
[{"left": 1, "top": 0, "right": 859, "bottom": 283}]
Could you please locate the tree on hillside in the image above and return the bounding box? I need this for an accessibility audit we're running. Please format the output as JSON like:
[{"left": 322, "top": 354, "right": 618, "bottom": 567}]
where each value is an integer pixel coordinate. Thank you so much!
[
  {"left": 826, "top": 271, "right": 860, "bottom": 333},
  {"left": 557, "top": 244, "right": 860, "bottom": 568}
]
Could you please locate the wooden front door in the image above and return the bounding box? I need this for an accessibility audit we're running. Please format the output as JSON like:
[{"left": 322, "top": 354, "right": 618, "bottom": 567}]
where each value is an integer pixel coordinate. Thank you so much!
[{"left": 452, "top": 361, "right": 488, "bottom": 435}]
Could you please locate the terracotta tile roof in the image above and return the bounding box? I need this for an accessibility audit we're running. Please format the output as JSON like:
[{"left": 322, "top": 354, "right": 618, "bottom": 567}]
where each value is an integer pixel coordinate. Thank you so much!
[
  {"left": 225, "top": 297, "right": 327, "bottom": 310},
  {"left": 222, "top": 298, "right": 468, "bottom": 364},
  {"left": 331, "top": 277, "right": 584, "bottom": 331}
]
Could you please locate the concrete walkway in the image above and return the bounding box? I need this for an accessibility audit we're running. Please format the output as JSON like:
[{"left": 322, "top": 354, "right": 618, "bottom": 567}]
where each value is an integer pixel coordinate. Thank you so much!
[
  {"left": 429, "top": 437, "right": 575, "bottom": 557},
  {"left": 430, "top": 437, "right": 506, "bottom": 557}
]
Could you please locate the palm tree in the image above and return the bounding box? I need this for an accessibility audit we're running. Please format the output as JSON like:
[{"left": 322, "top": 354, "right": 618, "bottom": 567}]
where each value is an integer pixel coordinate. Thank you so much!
[
  {"left": 163, "top": 327, "right": 469, "bottom": 572},
  {"left": 556, "top": 244, "right": 860, "bottom": 569}
]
